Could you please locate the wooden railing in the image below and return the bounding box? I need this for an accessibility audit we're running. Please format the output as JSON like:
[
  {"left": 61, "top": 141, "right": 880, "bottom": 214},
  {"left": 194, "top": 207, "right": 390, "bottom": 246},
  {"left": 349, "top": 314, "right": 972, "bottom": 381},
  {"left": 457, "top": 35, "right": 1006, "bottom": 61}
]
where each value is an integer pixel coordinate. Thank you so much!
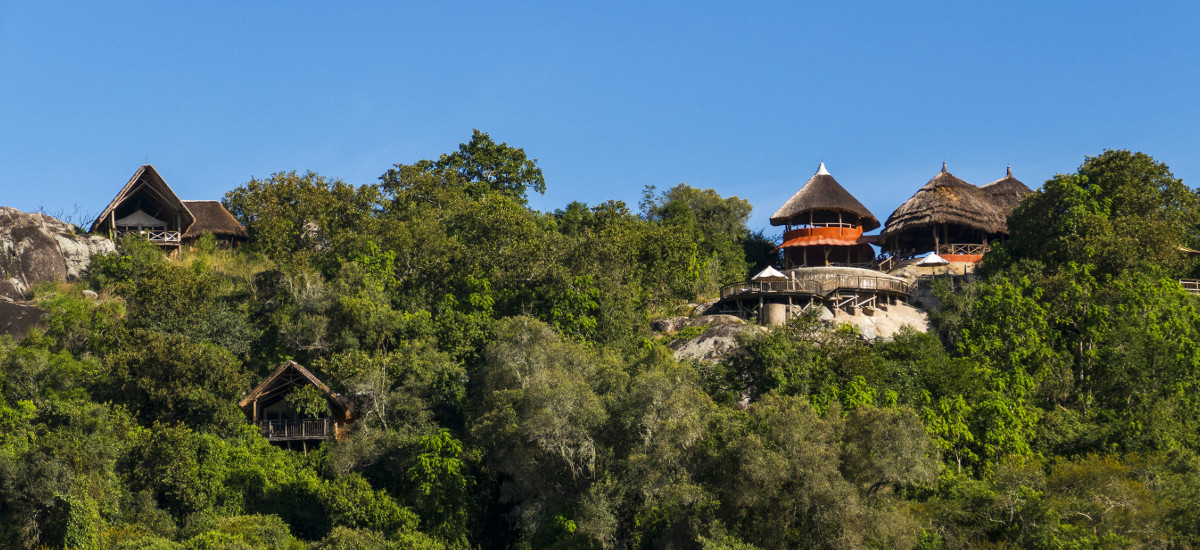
[
  {"left": 255, "top": 419, "right": 332, "bottom": 441},
  {"left": 117, "top": 229, "right": 181, "bottom": 243},
  {"left": 720, "top": 274, "right": 911, "bottom": 299},
  {"left": 937, "top": 243, "right": 991, "bottom": 256},
  {"left": 1180, "top": 279, "right": 1200, "bottom": 294},
  {"left": 720, "top": 279, "right": 822, "bottom": 299}
]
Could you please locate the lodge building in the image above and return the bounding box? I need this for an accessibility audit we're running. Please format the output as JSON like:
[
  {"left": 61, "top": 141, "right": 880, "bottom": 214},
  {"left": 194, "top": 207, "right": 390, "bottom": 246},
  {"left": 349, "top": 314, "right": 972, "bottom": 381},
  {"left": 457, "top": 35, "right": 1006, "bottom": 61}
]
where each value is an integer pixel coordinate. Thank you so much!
[
  {"left": 90, "top": 165, "right": 248, "bottom": 252},
  {"left": 716, "top": 162, "right": 1032, "bottom": 325}
]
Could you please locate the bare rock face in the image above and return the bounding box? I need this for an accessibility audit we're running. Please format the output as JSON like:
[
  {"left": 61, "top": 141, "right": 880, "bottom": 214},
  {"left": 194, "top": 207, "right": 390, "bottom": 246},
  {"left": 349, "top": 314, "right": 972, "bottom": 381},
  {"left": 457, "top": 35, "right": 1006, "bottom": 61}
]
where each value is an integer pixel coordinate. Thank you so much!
[
  {"left": 0, "top": 207, "right": 115, "bottom": 300},
  {"left": 668, "top": 321, "right": 766, "bottom": 363},
  {"left": 0, "top": 299, "right": 45, "bottom": 340},
  {"left": 828, "top": 302, "right": 932, "bottom": 341},
  {"left": 652, "top": 314, "right": 744, "bottom": 334}
]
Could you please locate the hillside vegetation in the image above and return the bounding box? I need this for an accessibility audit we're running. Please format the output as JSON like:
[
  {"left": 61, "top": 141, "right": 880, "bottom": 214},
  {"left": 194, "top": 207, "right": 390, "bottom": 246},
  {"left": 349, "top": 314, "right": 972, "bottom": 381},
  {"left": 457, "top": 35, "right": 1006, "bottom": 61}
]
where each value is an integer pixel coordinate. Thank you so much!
[{"left": 3, "top": 136, "right": 1200, "bottom": 549}]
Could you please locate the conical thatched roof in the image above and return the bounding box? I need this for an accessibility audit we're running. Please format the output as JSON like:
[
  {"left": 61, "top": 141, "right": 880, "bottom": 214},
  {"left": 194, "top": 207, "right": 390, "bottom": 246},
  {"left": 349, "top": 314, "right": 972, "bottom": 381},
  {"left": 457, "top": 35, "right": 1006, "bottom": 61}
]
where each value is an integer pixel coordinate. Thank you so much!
[
  {"left": 881, "top": 164, "right": 1007, "bottom": 244},
  {"left": 770, "top": 163, "right": 880, "bottom": 230},
  {"left": 981, "top": 167, "right": 1033, "bottom": 216}
]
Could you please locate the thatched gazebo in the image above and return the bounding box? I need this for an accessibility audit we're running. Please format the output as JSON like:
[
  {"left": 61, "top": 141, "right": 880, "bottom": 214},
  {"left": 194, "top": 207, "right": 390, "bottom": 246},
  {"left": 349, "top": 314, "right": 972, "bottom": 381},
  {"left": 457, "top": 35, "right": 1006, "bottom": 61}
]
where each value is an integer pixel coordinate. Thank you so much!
[
  {"left": 980, "top": 167, "right": 1033, "bottom": 218},
  {"left": 880, "top": 164, "right": 1007, "bottom": 262},
  {"left": 770, "top": 163, "right": 879, "bottom": 268}
]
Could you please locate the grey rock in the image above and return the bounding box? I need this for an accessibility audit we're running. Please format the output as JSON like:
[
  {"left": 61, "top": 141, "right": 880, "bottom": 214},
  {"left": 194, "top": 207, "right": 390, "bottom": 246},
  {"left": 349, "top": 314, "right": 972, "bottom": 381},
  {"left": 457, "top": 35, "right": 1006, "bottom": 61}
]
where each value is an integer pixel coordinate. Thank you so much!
[
  {"left": 0, "top": 207, "right": 115, "bottom": 300},
  {"left": 82, "top": 289, "right": 98, "bottom": 299},
  {"left": 0, "top": 299, "right": 45, "bottom": 340}
]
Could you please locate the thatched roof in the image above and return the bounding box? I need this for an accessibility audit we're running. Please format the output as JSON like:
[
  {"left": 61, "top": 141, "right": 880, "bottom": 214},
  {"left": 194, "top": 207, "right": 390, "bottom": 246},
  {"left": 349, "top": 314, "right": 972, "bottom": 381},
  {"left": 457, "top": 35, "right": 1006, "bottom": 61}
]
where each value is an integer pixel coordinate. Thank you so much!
[
  {"left": 90, "top": 165, "right": 194, "bottom": 233},
  {"left": 770, "top": 163, "right": 880, "bottom": 230},
  {"left": 238, "top": 360, "right": 353, "bottom": 417},
  {"left": 182, "top": 201, "right": 248, "bottom": 240},
  {"left": 881, "top": 164, "right": 1008, "bottom": 245},
  {"left": 980, "top": 167, "right": 1033, "bottom": 215}
]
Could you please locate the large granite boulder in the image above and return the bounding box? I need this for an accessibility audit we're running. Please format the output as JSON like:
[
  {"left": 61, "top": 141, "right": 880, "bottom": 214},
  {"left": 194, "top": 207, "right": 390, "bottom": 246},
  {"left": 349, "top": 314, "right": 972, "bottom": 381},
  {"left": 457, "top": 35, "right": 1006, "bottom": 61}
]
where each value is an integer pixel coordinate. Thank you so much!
[{"left": 0, "top": 207, "right": 115, "bottom": 300}]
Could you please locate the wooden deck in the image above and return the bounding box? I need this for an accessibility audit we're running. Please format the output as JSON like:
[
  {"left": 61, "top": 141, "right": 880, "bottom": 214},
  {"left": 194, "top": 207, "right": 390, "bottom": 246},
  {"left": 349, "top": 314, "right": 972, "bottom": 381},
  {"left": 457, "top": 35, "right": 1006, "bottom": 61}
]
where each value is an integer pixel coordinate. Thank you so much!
[{"left": 720, "top": 273, "right": 912, "bottom": 301}]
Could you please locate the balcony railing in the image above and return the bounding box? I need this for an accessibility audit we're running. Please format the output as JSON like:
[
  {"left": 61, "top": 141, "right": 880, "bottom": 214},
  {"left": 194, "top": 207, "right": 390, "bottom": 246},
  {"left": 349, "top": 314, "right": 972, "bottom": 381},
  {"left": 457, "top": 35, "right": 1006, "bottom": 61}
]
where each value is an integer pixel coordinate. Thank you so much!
[
  {"left": 937, "top": 243, "right": 990, "bottom": 256},
  {"left": 720, "top": 274, "right": 911, "bottom": 300},
  {"left": 254, "top": 419, "right": 333, "bottom": 441},
  {"left": 116, "top": 229, "right": 181, "bottom": 243},
  {"left": 1180, "top": 279, "right": 1200, "bottom": 294}
]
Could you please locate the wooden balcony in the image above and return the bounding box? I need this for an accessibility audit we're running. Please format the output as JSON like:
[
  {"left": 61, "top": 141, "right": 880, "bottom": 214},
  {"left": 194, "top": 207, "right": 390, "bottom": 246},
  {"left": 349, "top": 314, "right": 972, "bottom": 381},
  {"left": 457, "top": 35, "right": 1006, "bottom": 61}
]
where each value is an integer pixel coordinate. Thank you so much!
[
  {"left": 254, "top": 419, "right": 333, "bottom": 441},
  {"left": 1180, "top": 279, "right": 1200, "bottom": 294},
  {"left": 937, "top": 243, "right": 990, "bottom": 257},
  {"left": 116, "top": 229, "right": 181, "bottom": 243}
]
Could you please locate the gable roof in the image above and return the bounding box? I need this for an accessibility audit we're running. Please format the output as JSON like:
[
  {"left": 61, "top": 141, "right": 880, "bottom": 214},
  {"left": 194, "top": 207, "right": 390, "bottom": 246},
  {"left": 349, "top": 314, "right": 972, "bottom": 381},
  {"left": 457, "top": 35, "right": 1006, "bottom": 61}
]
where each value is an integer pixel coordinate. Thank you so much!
[
  {"left": 238, "top": 360, "right": 352, "bottom": 416},
  {"left": 980, "top": 167, "right": 1034, "bottom": 216},
  {"left": 880, "top": 164, "right": 1008, "bottom": 245},
  {"left": 182, "top": 200, "right": 249, "bottom": 239},
  {"left": 90, "top": 165, "right": 195, "bottom": 233},
  {"left": 770, "top": 163, "right": 880, "bottom": 230}
]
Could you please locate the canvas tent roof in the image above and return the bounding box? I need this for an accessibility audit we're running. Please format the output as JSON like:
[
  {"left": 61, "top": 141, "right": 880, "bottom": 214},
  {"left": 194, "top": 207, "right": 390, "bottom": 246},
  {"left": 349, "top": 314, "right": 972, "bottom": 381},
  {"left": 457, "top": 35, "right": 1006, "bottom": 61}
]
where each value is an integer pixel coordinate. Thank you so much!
[
  {"left": 114, "top": 209, "right": 167, "bottom": 228},
  {"left": 770, "top": 163, "right": 880, "bottom": 230}
]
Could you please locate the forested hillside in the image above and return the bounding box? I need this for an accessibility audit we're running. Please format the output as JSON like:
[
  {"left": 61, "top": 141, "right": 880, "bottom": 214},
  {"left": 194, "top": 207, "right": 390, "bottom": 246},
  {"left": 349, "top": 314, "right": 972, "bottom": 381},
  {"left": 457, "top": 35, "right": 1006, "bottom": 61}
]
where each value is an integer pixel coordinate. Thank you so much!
[{"left": 3, "top": 136, "right": 1200, "bottom": 549}]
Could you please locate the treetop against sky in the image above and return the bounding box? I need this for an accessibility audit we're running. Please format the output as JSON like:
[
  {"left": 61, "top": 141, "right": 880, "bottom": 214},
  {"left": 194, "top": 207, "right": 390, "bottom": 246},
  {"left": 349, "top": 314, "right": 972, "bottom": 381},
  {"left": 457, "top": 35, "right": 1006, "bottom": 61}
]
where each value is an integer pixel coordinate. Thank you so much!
[{"left": 2, "top": 1, "right": 1197, "bottom": 232}]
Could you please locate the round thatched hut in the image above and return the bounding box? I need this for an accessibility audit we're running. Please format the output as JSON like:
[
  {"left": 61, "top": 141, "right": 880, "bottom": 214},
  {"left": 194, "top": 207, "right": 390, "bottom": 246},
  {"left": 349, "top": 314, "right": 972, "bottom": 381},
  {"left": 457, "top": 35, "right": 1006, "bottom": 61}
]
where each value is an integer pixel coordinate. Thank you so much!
[
  {"left": 770, "top": 163, "right": 879, "bottom": 268},
  {"left": 980, "top": 167, "right": 1034, "bottom": 217},
  {"left": 880, "top": 164, "right": 1007, "bottom": 262}
]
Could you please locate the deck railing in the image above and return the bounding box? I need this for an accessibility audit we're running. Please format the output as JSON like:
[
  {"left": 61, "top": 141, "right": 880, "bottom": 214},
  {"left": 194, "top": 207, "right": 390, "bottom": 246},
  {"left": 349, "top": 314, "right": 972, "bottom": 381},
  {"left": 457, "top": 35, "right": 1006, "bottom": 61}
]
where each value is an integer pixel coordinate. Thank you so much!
[
  {"left": 1180, "top": 279, "right": 1200, "bottom": 294},
  {"left": 720, "top": 274, "right": 911, "bottom": 300},
  {"left": 937, "top": 243, "right": 991, "bottom": 256},
  {"left": 116, "top": 229, "right": 181, "bottom": 243},
  {"left": 255, "top": 419, "right": 332, "bottom": 441}
]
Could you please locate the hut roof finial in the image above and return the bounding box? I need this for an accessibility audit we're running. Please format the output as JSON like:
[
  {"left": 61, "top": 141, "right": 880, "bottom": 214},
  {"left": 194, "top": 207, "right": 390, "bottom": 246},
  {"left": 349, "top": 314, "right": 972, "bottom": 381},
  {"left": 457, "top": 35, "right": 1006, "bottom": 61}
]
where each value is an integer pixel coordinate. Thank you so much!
[
  {"left": 941, "top": 162, "right": 947, "bottom": 172},
  {"left": 816, "top": 162, "right": 830, "bottom": 176},
  {"left": 1007, "top": 166, "right": 1012, "bottom": 177}
]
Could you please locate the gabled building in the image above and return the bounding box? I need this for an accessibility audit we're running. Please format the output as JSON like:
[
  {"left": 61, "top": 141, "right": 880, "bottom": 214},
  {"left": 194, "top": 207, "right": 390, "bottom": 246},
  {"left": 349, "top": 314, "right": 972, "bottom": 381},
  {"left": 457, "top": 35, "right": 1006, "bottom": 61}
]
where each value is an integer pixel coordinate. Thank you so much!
[
  {"left": 91, "top": 165, "right": 247, "bottom": 251},
  {"left": 238, "top": 360, "right": 355, "bottom": 452},
  {"left": 770, "top": 163, "right": 880, "bottom": 268}
]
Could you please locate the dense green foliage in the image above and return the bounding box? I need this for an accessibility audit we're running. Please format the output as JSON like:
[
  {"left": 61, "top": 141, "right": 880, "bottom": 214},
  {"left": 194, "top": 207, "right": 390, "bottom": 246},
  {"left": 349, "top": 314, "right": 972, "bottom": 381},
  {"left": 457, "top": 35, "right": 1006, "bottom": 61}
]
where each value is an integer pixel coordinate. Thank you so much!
[{"left": 3, "top": 142, "right": 1200, "bottom": 548}]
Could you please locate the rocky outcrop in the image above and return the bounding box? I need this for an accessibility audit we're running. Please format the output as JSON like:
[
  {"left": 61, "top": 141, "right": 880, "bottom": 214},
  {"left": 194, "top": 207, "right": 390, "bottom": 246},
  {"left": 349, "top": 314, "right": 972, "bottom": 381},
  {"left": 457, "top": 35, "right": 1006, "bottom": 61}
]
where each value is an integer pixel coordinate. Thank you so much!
[
  {"left": 655, "top": 314, "right": 764, "bottom": 363},
  {"left": 669, "top": 323, "right": 764, "bottom": 363},
  {"left": 0, "top": 207, "right": 115, "bottom": 300},
  {"left": 0, "top": 299, "right": 45, "bottom": 340}
]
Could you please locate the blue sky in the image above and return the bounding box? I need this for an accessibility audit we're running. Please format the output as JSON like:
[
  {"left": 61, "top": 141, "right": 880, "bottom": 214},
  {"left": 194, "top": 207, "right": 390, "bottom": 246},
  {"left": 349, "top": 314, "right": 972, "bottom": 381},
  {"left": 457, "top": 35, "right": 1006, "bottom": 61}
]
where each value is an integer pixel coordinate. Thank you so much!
[{"left": 2, "top": 2, "right": 1197, "bottom": 237}]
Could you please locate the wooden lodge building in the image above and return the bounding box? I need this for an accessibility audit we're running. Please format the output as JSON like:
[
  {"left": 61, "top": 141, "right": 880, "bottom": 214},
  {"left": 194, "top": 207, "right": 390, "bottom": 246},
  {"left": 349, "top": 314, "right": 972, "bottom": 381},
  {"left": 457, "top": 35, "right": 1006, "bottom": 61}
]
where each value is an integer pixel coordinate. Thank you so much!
[
  {"left": 90, "top": 165, "right": 248, "bottom": 252},
  {"left": 770, "top": 163, "right": 880, "bottom": 269},
  {"left": 879, "top": 164, "right": 1017, "bottom": 263},
  {"left": 238, "top": 361, "right": 355, "bottom": 452}
]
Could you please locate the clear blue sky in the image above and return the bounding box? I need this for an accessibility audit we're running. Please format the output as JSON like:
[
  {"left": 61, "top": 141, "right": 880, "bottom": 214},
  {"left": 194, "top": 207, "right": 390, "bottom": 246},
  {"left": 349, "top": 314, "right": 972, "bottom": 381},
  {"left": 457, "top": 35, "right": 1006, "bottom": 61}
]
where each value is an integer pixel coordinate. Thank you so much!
[{"left": 3, "top": 2, "right": 1198, "bottom": 237}]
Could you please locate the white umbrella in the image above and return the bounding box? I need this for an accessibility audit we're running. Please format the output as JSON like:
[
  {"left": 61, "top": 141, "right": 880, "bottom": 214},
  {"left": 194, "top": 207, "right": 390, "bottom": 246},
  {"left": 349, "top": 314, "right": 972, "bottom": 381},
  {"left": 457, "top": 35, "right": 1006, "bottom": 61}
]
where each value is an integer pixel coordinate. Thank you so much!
[{"left": 916, "top": 253, "right": 950, "bottom": 266}]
